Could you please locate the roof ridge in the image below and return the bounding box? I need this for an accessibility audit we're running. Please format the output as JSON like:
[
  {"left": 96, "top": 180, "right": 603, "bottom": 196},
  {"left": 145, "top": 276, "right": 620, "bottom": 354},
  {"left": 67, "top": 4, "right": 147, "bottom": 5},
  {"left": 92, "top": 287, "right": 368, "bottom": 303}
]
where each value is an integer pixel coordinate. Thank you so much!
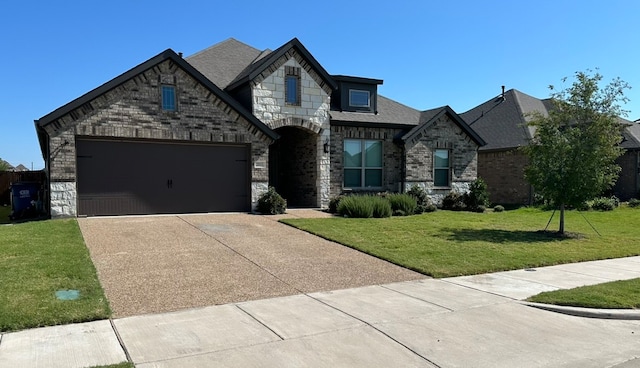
[
  {"left": 187, "top": 38, "right": 260, "bottom": 59},
  {"left": 511, "top": 89, "right": 536, "bottom": 140}
]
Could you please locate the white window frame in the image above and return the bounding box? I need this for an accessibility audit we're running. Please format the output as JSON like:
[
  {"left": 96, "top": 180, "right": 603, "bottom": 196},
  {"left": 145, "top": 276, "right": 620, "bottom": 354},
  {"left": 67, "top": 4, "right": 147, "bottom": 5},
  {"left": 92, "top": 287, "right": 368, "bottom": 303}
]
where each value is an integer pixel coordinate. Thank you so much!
[
  {"left": 343, "top": 139, "right": 383, "bottom": 189},
  {"left": 349, "top": 89, "right": 371, "bottom": 108}
]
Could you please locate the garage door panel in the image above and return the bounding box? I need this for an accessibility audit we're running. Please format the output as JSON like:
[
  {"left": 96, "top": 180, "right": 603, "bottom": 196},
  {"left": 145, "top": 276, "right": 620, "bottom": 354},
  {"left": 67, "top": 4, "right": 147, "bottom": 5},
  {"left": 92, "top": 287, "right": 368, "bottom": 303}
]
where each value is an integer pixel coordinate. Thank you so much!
[{"left": 76, "top": 139, "right": 250, "bottom": 216}]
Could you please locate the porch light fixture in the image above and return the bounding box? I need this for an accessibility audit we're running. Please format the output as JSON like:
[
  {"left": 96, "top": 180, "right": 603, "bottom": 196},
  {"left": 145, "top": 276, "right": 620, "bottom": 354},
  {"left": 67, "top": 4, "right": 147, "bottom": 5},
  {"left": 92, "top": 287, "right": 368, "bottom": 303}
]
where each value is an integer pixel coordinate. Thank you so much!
[{"left": 323, "top": 139, "right": 330, "bottom": 153}]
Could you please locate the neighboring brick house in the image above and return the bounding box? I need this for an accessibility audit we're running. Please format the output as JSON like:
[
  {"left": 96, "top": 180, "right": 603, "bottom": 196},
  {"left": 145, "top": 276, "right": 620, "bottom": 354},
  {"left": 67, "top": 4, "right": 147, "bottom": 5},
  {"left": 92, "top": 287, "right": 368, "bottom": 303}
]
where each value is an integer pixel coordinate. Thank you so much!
[
  {"left": 462, "top": 88, "right": 640, "bottom": 205},
  {"left": 35, "top": 38, "right": 485, "bottom": 217}
]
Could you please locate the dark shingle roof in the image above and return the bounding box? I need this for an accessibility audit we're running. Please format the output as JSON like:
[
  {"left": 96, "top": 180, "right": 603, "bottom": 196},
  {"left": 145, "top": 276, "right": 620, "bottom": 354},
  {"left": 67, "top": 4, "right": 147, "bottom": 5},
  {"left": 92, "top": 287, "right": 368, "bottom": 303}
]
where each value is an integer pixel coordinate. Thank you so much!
[
  {"left": 186, "top": 38, "right": 265, "bottom": 89},
  {"left": 621, "top": 122, "right": 640, "bottom": 150},
  {"left": 330, "top": 95, "right": 421, "bottom": 126},
  {"left": 460, "top": 89, "right": 547, "bottom": 151}
]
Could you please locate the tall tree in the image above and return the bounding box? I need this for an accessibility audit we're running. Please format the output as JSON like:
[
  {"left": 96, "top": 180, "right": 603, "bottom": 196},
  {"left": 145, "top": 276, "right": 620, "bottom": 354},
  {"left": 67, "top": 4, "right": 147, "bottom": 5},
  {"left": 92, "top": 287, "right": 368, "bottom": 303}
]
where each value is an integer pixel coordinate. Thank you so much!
[
  {"left": 523, "top": 70, "right": 630, "bottom": 234},
  {"left": 0, "top": 158, "right": 10, "bottom": 171}
]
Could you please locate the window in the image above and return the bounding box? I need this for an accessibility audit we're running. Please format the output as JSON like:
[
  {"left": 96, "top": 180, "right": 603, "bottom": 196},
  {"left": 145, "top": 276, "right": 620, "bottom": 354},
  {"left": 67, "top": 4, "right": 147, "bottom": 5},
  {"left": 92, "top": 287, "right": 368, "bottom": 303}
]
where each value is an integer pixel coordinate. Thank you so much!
[
  {"left": 349, "top": 89, "right": 370, "bottom": 107},
  {"left": 434, "top": 149, "right": 450, "bottom": 187},
  {"left": 344, "top": 139, "right": 382, "bottom": 188},
  {"left": 161, "top": 85, "right": 176, "bottom": 111},
  {"left": 285, "top": 66, "right": 301, "bottom": 105}
]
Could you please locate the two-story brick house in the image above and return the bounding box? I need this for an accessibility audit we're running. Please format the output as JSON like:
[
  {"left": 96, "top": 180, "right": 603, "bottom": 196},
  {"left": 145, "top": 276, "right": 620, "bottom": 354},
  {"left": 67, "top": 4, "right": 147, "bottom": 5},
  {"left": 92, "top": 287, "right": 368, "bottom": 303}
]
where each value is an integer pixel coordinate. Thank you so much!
[{"left": 35, "top": 38, "right": 485, "bottom": 217}]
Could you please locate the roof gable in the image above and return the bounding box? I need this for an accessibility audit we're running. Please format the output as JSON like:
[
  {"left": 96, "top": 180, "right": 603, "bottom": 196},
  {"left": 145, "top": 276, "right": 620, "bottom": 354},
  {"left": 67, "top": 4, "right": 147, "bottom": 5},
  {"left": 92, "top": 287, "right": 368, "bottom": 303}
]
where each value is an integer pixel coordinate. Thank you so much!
[
  {"left": 35, "top": 49, "right": 278, "bottom": 142},
  {"left": 401, "top": 106, "right": 486, "bottom": 147},
  {"left": 225, "top": 38, "right": 337, "bottom": 94}
]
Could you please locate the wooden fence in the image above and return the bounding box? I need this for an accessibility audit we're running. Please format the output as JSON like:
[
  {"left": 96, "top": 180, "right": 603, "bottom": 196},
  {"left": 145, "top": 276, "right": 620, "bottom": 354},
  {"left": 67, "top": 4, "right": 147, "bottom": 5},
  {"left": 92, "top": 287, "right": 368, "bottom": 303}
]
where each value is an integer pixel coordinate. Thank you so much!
[{"left": 0, "top": 171, "right": 46, "bottom": 205}]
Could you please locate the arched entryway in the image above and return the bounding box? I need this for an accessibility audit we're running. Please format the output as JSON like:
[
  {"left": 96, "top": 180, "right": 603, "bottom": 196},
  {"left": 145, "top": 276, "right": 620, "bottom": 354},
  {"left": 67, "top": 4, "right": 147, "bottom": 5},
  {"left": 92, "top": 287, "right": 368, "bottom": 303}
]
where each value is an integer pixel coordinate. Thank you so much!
[{"left": 269, "top": 126, "right": 319, "bottom": 207}]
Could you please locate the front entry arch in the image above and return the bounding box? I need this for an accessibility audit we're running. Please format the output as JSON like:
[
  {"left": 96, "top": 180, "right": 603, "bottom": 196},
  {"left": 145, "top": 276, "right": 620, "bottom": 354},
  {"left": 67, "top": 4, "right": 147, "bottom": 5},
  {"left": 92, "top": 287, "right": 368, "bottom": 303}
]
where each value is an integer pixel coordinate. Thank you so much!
[{"left": 269, "top": 126, "right": 319, "bottom": 207}]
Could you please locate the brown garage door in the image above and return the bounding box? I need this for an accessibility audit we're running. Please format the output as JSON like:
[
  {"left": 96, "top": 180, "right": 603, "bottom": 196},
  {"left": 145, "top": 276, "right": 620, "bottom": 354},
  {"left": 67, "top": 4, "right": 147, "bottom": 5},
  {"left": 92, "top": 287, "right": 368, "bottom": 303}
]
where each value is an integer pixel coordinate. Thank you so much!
[{"left": 76, "top": 138, "right": 250, "bottom": 216}]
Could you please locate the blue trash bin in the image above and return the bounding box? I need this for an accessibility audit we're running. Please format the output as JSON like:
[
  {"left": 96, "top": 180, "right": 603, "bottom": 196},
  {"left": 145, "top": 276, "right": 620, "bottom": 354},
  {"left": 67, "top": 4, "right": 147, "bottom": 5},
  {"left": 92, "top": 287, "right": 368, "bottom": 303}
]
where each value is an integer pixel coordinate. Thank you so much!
[{"left": 10, "top": 182, "right": 41, "bottom": 220}]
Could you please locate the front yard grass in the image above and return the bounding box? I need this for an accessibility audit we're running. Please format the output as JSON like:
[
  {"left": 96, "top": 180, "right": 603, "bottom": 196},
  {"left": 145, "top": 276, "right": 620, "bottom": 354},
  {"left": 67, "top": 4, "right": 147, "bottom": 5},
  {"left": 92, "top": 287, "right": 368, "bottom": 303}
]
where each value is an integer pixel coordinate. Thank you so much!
[
  {"left": 281, "top": 207, "right": 640, "bottom": 278},
  {"left": 0, "top": 219, "right": 110, "bottom": 332},
  {"left": 527, "top": 278, "right": 640, "bottom": 309}
]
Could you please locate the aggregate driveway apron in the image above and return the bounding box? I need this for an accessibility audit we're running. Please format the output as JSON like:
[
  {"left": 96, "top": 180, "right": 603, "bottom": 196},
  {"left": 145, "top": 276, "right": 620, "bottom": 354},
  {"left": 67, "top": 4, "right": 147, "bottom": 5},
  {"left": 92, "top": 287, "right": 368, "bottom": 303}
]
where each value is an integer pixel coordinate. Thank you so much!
[{"left": 78, "top": 212, "right": 424, "bottom": 317}]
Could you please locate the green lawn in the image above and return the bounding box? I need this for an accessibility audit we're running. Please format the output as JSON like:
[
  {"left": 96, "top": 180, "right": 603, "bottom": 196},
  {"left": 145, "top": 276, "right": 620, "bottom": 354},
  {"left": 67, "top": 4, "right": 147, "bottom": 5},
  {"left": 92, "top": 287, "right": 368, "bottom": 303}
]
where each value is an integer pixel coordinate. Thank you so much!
[
  {"left": 281, "top": 207, "right": 640, "bottom": 278},
  {"left": 527, "top": 278, "right": 640, "bottom": 309},
  {"left": 0, "top": 219, "right": 110, "bottom": 332}
]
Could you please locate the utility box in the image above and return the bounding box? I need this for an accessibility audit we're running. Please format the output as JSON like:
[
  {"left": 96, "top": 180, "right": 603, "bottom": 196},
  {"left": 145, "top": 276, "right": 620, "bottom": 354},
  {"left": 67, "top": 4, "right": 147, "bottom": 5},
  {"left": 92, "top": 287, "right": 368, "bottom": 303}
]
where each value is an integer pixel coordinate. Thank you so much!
[{"left": 10, "top": 182, "right": 42, "bottom": 220}]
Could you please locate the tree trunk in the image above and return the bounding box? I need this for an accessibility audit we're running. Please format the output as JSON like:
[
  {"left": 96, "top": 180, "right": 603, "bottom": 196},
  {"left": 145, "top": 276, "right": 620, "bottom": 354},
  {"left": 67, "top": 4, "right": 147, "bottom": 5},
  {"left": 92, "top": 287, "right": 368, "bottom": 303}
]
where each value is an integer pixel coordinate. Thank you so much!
[{"left": 559, "top": 203, "right": 565, "bottom": 235}]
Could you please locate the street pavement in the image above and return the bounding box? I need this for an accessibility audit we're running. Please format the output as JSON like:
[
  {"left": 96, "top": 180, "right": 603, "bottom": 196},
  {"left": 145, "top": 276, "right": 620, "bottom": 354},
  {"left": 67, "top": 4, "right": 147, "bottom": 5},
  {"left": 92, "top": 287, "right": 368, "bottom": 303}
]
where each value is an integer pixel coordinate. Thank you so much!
[{"left": 2, "top": 256, "right": 640, "bottom": 368}]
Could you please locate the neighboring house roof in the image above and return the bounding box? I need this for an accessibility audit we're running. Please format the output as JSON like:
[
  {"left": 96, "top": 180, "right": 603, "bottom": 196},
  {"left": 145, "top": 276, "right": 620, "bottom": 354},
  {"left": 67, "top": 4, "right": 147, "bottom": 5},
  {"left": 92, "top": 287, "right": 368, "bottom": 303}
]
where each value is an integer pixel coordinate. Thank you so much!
[
  {"left": 621, "top": 122, "right": 640, "bottom": 150},
  {"left": 0, "top": 160, "right": 13, "bottom": 171},
  {"left": 330, "top": 95, "right": 421, "bottom": 127},
  {"left": 224, "top": 37, "right": 338, "bottom": 93},
  {"left": 401, "top": 106, "right": 486, "bottom": 147},
  {"left": 14, "top": 164, "right": 29, "bottom": 172},
  {"left": 460, "top": 89, "right": 547, "bottom": 151},
  {"left": 35, "top": 48, "right": 279, "bottom": 153},
  {"left": 462, "top": 88, "right": 637, "bottom": 152},
  {"left": 186, "top": 38, "right": 265, "bottom": 89}
]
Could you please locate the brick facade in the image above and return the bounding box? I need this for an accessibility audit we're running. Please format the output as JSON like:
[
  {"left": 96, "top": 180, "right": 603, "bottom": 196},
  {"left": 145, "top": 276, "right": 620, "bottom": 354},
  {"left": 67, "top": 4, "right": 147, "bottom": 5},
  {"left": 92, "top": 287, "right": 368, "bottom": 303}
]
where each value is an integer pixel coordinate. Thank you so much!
[
  {"left": 404, "top": 114, "right": 479, "bottom": 204},
  {"left": 477, "top": 149, "right": 532, "bottom": 205},
  {"left": 42, "top": 59, "right": 273, "bottom": 217},
  {"left": 613, "top": 151, "right": 640, "bottom": 201}
]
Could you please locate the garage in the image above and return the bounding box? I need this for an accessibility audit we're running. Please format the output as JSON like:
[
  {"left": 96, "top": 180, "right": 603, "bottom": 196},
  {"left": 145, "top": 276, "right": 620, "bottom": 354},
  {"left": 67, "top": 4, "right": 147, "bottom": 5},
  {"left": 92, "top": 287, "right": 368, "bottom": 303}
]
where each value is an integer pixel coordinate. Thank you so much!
[{"left": 76, "top": 138, "right": 250, "bottom": 216}]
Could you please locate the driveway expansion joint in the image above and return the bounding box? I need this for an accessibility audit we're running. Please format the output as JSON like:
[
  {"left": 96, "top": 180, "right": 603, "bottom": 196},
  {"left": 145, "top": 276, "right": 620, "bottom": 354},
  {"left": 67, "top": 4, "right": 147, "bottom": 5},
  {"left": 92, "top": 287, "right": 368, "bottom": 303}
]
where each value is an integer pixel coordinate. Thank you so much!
[
  {"left": 109, "top": 318, "right": 133, "bottom": 364},
  {"left": 234, "top": 304, "right": 285, "bottom": 341}
]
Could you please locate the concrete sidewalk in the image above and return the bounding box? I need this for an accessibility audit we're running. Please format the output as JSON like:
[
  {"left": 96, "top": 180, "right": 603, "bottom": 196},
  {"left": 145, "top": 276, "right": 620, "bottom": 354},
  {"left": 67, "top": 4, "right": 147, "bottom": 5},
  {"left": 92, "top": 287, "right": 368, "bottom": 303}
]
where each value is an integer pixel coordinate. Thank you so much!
[{"left": 2, "top": 257, "right": 640, "bottom": 368}]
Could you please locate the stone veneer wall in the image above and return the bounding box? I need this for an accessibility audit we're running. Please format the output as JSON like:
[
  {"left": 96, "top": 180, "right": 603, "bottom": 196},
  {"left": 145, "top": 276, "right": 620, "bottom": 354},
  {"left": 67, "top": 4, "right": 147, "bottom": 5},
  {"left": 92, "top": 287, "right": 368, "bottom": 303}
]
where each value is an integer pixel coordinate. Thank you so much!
[
  {"left": 404, "top": 114, "right": 479, "bottom": 205},
  {"left": 43, "top": 59, "right": 273, "bottom": 217},
  {"left": 252, "top": 56, "right": 331, "bottom": 207},
  {"left": 477, "top": 149, "right": 531, "bottom": 205},
  {"left": 329, "top": 125, "right": 405, "bottom": 198}
]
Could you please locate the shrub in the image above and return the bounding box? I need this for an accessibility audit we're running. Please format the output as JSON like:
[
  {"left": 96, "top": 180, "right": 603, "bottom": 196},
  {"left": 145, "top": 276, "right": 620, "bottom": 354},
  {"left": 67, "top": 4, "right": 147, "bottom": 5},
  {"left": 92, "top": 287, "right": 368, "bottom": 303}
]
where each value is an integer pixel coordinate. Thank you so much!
[
  {"left": 371, "top": 196, "right": 393, "bottom": 218},
  {"left": 387, "top": 193, "right": 417, "bottom": 216},
  {"left": 472, "top": 205, "right": 486, "bottom": 213},
  {"left": 465, "top": 178, "right": 490, "bottom": 211},
  {"left": 442, "top": 191, "right": 466, "bottom": 211},
  {"left": 328, "top": 195, "right": 345, "bottom": 213},
  {"left": 493, "top": 205, "right": 505, "bottom": 212},
  {"left": 589, "top": 196, "right": 618, "bottom": 211},
  {"left": 338, "top": 195, "right": 392, "bottom": 218},
  {"left": 424, "top": 204, "right": 437, "bottom": 212},
  {"left": 407, "top": 185, "right": 430, "bottom": 214},
  {"left": 628, "top": 198, "right": 640, "bottom": 208},
  {"left": 257, "top": 187, "right": 287, "bottom": 215}
]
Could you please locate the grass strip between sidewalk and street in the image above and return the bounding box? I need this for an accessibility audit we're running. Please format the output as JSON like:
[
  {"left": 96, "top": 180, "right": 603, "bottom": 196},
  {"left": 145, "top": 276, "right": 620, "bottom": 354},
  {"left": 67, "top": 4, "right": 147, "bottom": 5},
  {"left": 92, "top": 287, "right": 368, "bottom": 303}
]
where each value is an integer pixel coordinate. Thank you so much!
[
  {"left": 281, "top": 207, "right": 640, "bottom": 278},
  {"left": 0, "top": 219, "right": 110, "bottom": 332},
  {"left": 527, "top": 278, "right": 640, "bottom": 309}
]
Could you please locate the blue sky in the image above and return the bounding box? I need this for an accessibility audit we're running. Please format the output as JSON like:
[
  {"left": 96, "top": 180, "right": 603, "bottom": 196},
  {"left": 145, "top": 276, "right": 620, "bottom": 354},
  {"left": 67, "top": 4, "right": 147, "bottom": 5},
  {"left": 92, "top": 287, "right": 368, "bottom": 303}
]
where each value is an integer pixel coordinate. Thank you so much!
[{"left": 2, "top": 0, "right": 638, "bottom": 170}]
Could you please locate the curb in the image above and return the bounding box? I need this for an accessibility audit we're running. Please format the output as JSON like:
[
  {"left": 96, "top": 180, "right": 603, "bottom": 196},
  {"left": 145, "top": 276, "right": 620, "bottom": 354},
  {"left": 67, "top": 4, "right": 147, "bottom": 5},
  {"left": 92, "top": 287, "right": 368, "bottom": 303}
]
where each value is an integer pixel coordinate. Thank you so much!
[{"left": 521, "top": 301, "right": 640, "bottom": 320}]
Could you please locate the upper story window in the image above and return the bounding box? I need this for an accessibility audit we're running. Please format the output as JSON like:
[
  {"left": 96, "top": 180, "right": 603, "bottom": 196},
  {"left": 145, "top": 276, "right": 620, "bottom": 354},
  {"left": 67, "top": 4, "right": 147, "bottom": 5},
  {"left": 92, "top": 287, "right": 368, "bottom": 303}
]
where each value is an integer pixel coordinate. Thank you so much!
[
  {"left": 161, "top": 85, "right": 176, "bottom": 111},
  {"left": 349, "top": 89, "right": 370, "bottom": 108},
  {"left": 344, "top": 139, "right": 383, "bottom": 188},
  {"left": 285, "top": 66, "right": 301, "bottom": 106},
  {"left": 434, "top": 149, "right": 450, "bottom": 187}
]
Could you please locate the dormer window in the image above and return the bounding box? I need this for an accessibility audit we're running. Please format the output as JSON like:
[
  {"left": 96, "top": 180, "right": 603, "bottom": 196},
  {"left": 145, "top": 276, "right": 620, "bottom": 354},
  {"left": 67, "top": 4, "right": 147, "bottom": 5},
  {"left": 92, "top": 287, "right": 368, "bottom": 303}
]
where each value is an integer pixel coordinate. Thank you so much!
[
  {"left": 349, "top": 90, "right": 370, "bottom": 108},
  {"left": 285, "top": 66, "right": 301, "bottom": 105}
]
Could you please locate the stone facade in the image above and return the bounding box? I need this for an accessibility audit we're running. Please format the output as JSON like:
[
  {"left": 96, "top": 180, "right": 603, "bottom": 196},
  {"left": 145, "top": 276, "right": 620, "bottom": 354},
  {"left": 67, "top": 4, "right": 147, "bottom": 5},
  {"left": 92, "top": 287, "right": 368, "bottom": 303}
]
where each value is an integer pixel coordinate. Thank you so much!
[
  {"left": 477, "top": 149, "right": 532, "bottom": 205},
  {"left": 252, "top": 56, "right": 331, "bottom": 208},
  {"left": 404, "top": 114, "right": 479, "bottom": 205},
  {"left": 42, "top": 59, "right": 273, "bottom": 217}
]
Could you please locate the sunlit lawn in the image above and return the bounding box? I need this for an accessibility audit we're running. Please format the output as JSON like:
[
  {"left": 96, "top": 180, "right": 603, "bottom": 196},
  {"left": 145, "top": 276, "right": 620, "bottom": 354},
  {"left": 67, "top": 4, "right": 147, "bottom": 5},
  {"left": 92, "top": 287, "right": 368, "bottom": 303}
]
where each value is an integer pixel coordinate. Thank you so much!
[
  {"left": 527, "top": 278, "right": 640, "bottom": 309},
  {"left": 0, "top": 219, "right": 110, "bottom": 332},
  {"left": 281, "top": 206, "right": 640, "bottom": 278}
]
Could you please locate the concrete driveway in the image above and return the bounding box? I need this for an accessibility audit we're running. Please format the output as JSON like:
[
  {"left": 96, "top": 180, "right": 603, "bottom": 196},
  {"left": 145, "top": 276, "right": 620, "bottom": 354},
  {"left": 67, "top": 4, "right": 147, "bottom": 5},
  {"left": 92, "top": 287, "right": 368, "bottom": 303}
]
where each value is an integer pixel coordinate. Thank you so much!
[{"left": 78, "top": 210, "right": 424, "bottom": 317}]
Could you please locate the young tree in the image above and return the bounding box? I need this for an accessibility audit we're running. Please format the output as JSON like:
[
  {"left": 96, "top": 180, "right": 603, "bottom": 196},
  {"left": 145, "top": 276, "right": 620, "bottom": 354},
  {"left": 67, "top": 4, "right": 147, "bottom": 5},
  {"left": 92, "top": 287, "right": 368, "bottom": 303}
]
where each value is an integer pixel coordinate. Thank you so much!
[{"left": 523, "top": 70, "right": 630, "bottom": 234}]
